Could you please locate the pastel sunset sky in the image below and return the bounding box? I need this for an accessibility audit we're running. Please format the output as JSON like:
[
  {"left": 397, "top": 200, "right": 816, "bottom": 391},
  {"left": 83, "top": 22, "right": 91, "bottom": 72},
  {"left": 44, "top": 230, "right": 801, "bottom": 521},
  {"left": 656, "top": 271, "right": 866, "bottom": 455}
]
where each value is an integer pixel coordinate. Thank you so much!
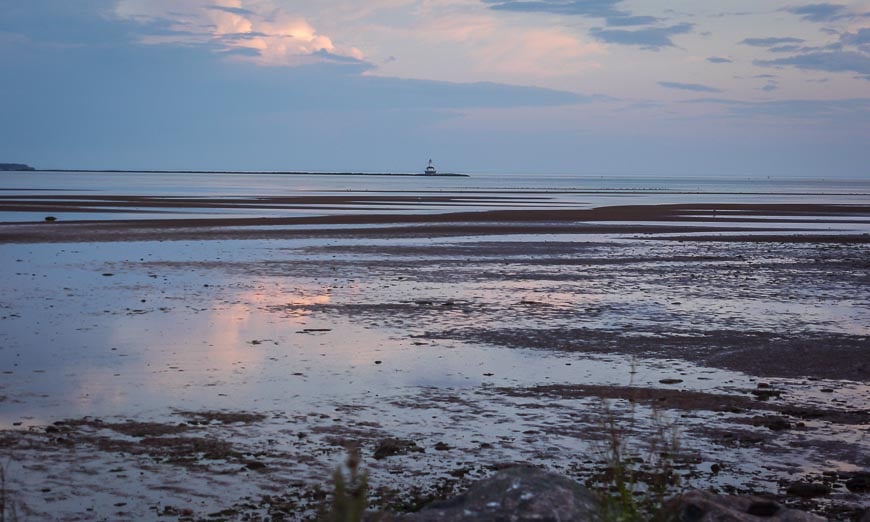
[{"left": 1, "top": 0, "right": 868, "bottom": 175}]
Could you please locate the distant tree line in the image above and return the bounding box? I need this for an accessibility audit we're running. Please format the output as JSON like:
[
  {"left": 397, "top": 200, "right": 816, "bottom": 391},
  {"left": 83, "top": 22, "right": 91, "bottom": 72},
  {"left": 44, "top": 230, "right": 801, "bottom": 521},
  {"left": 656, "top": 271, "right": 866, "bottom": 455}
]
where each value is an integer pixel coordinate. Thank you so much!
[{"left": 0, "top": 163, "right": 35, "bottom": 171}]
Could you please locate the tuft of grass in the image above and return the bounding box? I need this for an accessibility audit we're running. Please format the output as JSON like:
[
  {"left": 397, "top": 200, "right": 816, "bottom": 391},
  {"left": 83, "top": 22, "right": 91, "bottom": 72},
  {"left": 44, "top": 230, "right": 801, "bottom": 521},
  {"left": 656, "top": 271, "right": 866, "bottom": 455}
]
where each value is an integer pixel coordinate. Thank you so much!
[
  {"left": 593, "top": 362, "right": 684, "bottom": 521},
  {"left": 1, "top": 460, "right": 20, "bottom": 522},
  {"left": 596, "top": 402, "right": 681, "bottom": 521},
  {"left": 323, "top": 448, "right": 369, "bottom": 522}
]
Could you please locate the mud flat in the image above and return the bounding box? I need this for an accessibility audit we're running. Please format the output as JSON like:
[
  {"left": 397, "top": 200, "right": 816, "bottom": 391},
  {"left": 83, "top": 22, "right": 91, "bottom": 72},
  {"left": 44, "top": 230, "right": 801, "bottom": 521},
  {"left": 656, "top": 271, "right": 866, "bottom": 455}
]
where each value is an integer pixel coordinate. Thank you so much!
[{"left": 0, "top": 199, "right": 868, "bottom": 519}]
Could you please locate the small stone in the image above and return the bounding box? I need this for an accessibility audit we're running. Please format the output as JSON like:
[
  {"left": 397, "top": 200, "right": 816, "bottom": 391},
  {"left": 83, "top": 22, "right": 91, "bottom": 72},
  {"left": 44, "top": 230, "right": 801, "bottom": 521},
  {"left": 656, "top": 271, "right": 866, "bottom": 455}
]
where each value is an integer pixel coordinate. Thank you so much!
[
  {"left": 659, "top": 378, "right": 683, "bottom": 385},
  {"left": 434, "top": 442, "right": 451, "bottom": 451}
]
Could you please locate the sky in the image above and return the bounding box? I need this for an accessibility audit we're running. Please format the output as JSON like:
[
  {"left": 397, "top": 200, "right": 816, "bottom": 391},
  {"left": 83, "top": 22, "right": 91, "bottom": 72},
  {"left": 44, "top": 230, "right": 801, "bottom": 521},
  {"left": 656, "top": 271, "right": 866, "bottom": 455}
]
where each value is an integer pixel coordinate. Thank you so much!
[{"left": 0, "top": 0, "right": 868, "bottom": 177}]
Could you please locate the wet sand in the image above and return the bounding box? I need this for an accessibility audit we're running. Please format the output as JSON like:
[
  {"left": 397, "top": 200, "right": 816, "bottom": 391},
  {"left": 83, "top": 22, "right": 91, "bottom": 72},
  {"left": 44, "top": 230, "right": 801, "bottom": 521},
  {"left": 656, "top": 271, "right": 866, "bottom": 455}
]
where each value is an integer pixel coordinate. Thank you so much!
[
  {"left": 0, "top": 199, "right": 868, "bottom": 519},
  {"left": 1, "top": 198, "right": 869, "bottom": 243}
]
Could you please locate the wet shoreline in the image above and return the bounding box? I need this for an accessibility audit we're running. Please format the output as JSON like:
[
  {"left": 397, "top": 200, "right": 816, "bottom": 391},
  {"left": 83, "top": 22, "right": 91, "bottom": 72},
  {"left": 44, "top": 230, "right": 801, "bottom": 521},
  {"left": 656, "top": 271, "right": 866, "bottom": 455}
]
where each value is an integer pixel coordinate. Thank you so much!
[{"left": 1, "top": 200, "right": 868, "bottom": 519}]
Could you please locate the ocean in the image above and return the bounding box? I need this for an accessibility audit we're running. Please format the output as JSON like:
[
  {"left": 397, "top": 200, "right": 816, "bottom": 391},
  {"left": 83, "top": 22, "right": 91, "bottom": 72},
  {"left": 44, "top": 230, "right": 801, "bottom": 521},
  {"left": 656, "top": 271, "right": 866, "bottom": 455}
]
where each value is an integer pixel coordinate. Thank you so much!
[{"left": 1, "top": 170, "right": 869, "bottom": 223}]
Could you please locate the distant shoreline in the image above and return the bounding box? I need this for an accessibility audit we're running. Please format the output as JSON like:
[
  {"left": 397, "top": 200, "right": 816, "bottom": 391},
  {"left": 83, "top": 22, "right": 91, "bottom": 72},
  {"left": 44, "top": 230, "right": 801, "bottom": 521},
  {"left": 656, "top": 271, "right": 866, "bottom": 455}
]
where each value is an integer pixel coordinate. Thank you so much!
[{"left": 26, "top": 169, "right": 469, "bottom": 177}]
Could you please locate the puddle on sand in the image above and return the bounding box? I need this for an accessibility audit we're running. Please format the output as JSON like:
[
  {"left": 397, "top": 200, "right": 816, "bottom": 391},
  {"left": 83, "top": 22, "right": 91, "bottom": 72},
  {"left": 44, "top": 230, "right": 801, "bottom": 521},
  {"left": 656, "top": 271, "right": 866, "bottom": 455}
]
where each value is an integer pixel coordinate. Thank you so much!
[
  {"left": 1, "top": 239, "right": 764, "bottom": 423},
  {"left": 1, "top": 236, "right": 868, "bottom": 519}
]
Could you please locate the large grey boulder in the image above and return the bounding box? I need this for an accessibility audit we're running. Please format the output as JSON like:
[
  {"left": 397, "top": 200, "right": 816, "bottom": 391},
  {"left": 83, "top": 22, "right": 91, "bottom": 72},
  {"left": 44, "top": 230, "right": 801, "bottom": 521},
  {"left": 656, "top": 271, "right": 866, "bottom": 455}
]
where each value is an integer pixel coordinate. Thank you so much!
[{"left": 405, "top": 466, "right": 600, "bottom": 521}]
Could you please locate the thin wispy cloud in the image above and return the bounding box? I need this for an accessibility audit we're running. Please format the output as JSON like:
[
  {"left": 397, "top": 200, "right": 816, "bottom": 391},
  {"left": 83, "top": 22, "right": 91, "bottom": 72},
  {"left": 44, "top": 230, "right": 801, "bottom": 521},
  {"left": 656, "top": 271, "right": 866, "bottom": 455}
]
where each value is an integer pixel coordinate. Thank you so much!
[
  {"left": 784, "top": 3, "right": 850, "bottom": 22},
  {"left": 482, "top": 0, "right": 657, "bottom": 26},
  {"left": 687, "top": 97, "right": 870, "bottom": 119},
  {"left": 840, "top": 28, "right": 870, "bottom": 48},
  {"left": 605, "top": 15, "right": 659, "bottom": 27},
  {"left": 755, "top": 51, "right": 870, "bottom": 80},
  {"left": 659, "top": 81, "right": 721, "bottom": 93},
  {"left": 205, "top": 5, "right": 256, "bottom": 16},
  {"left": 750, "top": 23, "right": 870, "bottom": 80},
  {"left": 741, "top": 37, "right": 805, "bottom": 47},
  {"left": 483, "top": 0, "right": 618, "bottom": 15},
  {"left": 483, "top": 0, "right": 621, "bottom": 17},
  {"left": 768, "top": 44, "right": 806, "bottom": 53},
  {"left": 590, "top": 23, "right": 693, "bottom": 50}
]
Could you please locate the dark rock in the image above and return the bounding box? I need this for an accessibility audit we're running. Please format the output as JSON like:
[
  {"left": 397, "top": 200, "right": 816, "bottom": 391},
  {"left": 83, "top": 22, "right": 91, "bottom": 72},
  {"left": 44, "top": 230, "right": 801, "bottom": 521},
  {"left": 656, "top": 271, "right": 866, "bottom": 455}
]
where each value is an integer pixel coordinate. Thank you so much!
[
  {"left": 845, "top": 471, "right": 870, "bottom": 493},
  {"left": 244, "top": 461, "right": 267, "bottom": 471},
  {"left": 44, "top": 216, "right": 57, "bottom": 222},
  {"left": 751, "top": 416, "right": 792, "bottom": 431},
  {"left": 786, "top": 482, "right": 831, "bottom": 499},
  {"left": 448, "top": 468, "right": 470, "bottom": 478},
  {"left": 405, "top": 466, "right": 600, "bottom": 521},
  {"left": 666, "top": 490, "right": 825, "bottom": 521},
  {"left": 751, "top": 389, "right": 782, "bottom": 400},
  {"left": 659, "top": 378, "right": 683, "bottom": 385},
  {"left": 373, "top": 438, "right": 424, "bottom": 460},
  {"left": 747, "top": 500, "right": 780, "bottom": 516},
  {"left": 433, "top": 442, "right": 451, "bottom": 451}
]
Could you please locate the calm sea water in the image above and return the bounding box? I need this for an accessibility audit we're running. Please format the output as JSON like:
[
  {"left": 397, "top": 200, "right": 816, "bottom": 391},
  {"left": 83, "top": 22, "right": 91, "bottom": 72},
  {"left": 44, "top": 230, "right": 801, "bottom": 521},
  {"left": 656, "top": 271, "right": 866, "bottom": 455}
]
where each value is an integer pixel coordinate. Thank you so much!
[
  {"left": 2, "top": 170, "right": 869, "bottom": 195},
  {"left": 1, "top": 170, "right": 869, "bottom": 222}
]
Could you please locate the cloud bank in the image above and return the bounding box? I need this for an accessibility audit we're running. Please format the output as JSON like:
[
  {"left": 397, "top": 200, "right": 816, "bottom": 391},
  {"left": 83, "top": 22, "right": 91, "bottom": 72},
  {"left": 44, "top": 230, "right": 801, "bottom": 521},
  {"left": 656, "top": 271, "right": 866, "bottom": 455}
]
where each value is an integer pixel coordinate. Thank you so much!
[{"left": 113, "top": 0, "right": 365, "bottom": 67}]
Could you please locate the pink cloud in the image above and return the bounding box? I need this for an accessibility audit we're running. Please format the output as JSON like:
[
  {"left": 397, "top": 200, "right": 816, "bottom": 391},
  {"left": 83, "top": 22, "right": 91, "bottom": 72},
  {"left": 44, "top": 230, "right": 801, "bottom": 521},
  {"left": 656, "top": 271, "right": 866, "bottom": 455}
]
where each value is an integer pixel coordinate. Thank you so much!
[{"left": 114, "top": 0, "right": 364, "bottom": 66}]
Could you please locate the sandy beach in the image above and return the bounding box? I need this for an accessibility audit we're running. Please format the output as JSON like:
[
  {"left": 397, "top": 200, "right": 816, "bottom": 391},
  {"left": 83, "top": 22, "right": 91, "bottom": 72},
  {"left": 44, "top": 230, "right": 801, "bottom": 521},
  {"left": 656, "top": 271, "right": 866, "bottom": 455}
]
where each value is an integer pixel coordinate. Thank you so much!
[{"left": 1, "top": 194, "right": 868, "bottom": 519}]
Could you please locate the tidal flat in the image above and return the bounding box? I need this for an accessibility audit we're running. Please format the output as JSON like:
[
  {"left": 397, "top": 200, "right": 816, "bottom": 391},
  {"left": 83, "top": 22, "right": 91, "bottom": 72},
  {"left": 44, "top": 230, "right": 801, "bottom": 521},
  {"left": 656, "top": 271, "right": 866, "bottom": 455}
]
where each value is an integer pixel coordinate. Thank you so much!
[{"left": 1, "top": 187, "right": 869, "bottom": 519}]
